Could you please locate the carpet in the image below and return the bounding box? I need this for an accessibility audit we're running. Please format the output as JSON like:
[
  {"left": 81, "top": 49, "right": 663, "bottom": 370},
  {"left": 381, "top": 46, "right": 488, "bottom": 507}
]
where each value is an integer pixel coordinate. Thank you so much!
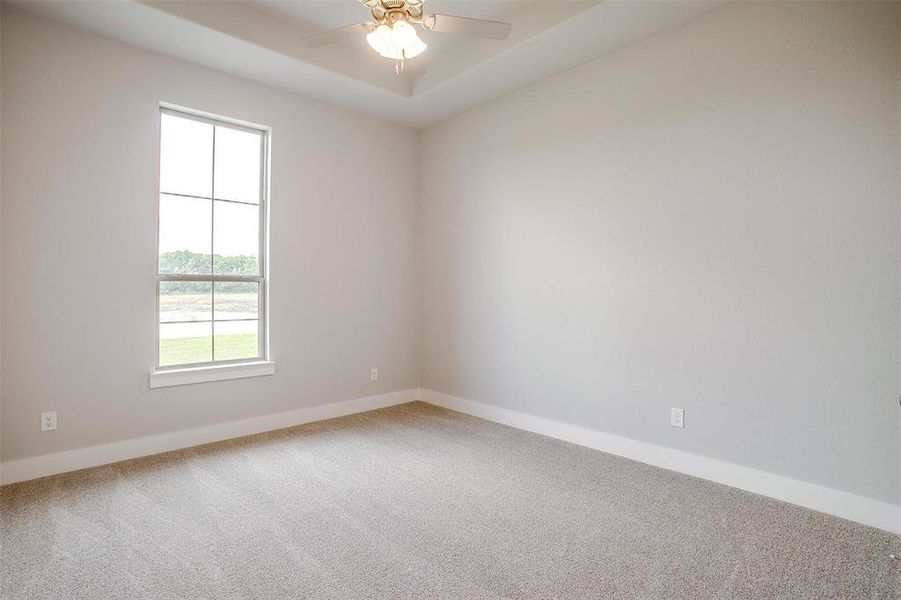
[{"left": 2, "top": 401, "right": 898, "bottom": 598}]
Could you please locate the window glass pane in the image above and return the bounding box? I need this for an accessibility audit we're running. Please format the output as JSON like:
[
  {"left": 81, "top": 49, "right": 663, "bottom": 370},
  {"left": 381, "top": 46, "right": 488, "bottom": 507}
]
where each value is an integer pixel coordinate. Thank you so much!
[
  {"left": 157, "top": 109, "right": 267, "bottom": 369},
  {"left": 160, "top": 282, "right": 212, "bottom": 323},
  {"left": 213, "top": 200, "right": 259, "bottom": 275},
  {"left": 159, "top": 194, "right": 212, "bottom": 274},
  {"left": 160, "top": 113, "right": 213, "bottom": 198},
  {"left": 159, "top": 322, "right": 212, "bottom": 366},
  {"left": 214, "top": 282, "right": 259, "bottom": 321},
  {"left": 214, "top": 126, "right": 262, "bottom": 204},
  {"left": 213, "top": 320, "right": 259, "bottom": 361}
]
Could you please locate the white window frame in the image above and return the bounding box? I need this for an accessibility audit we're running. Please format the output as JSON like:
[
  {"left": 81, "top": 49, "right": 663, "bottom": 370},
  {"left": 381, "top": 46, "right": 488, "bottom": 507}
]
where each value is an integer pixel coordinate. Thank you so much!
[{"left": 150, "top": 104, "right": 274, "bottom": 388}]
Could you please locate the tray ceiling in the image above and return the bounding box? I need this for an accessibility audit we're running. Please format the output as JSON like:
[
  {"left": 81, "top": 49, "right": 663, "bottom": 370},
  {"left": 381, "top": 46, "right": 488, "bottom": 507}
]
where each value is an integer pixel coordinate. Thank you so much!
[{"left": 10, "top": 0, "right": 732, "bottom": 127}]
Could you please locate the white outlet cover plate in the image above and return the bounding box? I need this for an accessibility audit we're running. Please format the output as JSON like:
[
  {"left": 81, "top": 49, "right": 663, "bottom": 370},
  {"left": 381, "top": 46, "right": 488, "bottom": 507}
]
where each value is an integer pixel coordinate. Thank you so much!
[
  {"left": 671, "top": 408, "right": 684, "bottom": 428},
  {"left": 41, "top": 411, "right": 57, "bottom": 432}
]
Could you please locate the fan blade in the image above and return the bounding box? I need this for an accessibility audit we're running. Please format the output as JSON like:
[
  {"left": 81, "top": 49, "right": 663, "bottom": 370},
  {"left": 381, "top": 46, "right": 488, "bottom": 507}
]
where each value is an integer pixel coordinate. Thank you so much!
[
  {"left": 422, "top": 14, "right": 511, "bottom": 41},
  {"left": 300, "top": 22, "right": 371, "bottom": 48}
]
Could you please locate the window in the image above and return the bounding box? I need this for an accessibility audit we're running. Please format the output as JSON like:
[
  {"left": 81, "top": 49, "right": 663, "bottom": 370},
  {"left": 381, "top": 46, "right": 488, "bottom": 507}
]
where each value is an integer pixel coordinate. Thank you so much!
[{"left": 154, "top": 107, "right": 269, "bottom": 378}]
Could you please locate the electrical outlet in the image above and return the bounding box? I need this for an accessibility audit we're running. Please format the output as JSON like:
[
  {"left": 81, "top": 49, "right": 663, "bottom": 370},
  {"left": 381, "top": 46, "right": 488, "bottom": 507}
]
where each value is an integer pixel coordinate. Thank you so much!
[
  {"left": 670, "top": 408, "right": 684, "bottom": 428},
  {"left": 370, "top": 368, "right": 379, "bottom": 382},
  {"left": 41, "top": 411, "right": 57, "bottom": 432}
]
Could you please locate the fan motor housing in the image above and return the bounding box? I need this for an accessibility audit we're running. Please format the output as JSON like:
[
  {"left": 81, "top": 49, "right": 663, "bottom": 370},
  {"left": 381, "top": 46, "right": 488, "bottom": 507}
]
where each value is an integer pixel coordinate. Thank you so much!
[{"left": 369, "top": 0, "right": 423, "bottom": 24}]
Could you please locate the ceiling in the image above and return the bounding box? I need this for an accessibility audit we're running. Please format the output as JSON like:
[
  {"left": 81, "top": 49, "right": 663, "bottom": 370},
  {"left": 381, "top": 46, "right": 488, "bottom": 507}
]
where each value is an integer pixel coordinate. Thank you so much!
[{"left": 10, "top": 0, "right": 733, "bottom": 127}]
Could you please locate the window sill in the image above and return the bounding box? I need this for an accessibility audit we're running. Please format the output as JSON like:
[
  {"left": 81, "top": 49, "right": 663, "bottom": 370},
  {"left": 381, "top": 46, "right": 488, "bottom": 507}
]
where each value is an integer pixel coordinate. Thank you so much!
[{"left": 149, "top": 361, "right": 276, "bottom": 389}]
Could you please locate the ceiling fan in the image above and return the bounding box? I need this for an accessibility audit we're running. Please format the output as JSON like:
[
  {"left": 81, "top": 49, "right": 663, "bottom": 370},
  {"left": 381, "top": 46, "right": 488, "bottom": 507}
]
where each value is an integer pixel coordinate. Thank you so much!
[{"left": 299, "top": 0, "right": 512, "bottom": 72}]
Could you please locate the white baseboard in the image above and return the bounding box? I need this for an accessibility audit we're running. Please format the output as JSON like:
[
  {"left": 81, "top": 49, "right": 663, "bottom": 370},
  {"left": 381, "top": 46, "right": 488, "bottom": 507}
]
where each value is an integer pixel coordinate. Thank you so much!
[
  {"left": 0, "top": 388, "right": 420, "bottom": 486},
  {"left": 6, "top": 387, "right": 897, "bottom": 534},
  {"left": 420, "top": 389, "right": 901, "bottom": 535}
]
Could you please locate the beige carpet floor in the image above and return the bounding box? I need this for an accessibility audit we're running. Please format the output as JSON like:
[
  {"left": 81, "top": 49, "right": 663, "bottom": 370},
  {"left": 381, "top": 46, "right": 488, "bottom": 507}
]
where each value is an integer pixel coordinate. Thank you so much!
[{"left": 1, "top": 401, "right": 899, "bottom": 599}]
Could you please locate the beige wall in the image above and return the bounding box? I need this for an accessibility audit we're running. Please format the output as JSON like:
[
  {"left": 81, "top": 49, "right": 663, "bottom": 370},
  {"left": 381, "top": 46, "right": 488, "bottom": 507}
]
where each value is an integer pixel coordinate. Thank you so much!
[
  {"left": 0, "top": 8, "right": 419, "bottom": 461},
  {"left": 419, "top": 1, "right": 901, "bottom": 505},
  {"left": 0, "top": 8, "right": 3, "bottom": 458},
  {"left": 2, "top": 2, "right": 899, "bottom": 510}
]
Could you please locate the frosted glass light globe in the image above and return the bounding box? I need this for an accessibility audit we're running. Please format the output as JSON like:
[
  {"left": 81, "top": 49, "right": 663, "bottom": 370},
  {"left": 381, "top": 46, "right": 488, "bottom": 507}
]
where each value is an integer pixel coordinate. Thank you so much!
[
  {"left": 366, "top": 24, "right": 393, "bottom": 56},
  {"left": 391, "top": 20, "right": 419, "bottom": 50},
  {"left": 402, "top": 36, "right": 427, "bottom": 59}
]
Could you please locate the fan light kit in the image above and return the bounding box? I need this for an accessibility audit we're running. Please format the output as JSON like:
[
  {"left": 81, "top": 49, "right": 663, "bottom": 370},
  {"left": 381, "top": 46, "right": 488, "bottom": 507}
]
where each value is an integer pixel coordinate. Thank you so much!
[
  {"left": 300, "top": 0, "right": 512, "bottom": 73},
  {"left": 366, "top": 19, "right": 427, "bottom": 60}
]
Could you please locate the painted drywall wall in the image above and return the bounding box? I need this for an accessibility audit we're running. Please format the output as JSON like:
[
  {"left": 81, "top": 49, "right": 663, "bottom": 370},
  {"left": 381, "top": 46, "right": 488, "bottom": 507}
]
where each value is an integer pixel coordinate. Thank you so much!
[
  {"left": 0, "top": 7, "right": 418, "bottom": 462},
  {"left": 896, "top": 5, "right": 901, "bottom": 506},
  {"left": 0, "top": 8, "right": 3, "bottom": 458},
  {"left": 419, "top": 1, "right": 901, "bottom": 505}
]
